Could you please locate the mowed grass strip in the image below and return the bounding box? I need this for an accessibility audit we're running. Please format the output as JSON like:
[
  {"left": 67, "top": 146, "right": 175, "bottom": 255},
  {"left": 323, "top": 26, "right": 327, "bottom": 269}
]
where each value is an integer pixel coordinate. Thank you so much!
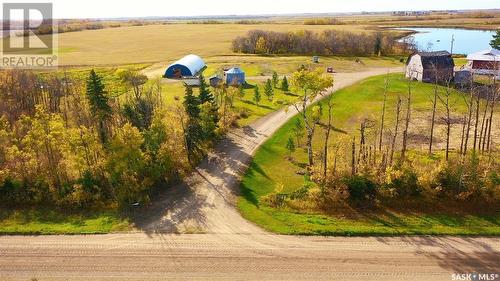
[
  {"left": 0, "top": 208, "right": 131, "bottom": 235},
  {"left": 238, "top": 73, "right": 500, "bottom": 236}
]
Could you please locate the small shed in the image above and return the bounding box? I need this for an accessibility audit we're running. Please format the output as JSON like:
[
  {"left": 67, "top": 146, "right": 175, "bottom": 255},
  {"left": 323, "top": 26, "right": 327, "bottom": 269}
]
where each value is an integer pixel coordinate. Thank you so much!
[
  {"left": 312, "top": 56, "right": 320, "bottom": 63},
  {"left": 406, "top": 51, "right": 455, "bottom": 83},
  {"left": 466, "top": 48, "right": 500, "bottom": 78},
  {"left": 164, "top": 54, "right": 206, "bottom": 79},
  {"left": 225, "top": 67, "right": 245, "bottom": 86},
  {"left": 209, "top": 75, "right": 223, "bottom": 87},
  {"left": 454, "top": 70, "right": 473, "bottom": 86}
]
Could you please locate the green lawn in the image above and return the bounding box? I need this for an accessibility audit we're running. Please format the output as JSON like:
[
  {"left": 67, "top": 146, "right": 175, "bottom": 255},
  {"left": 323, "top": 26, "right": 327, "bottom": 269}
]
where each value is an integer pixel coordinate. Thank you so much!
[
  {"left": 0, "top": 209, "right": 131, "bottom": 235},
  {"left": 238, "top": 73, "right": 500, "bottom": 236}
]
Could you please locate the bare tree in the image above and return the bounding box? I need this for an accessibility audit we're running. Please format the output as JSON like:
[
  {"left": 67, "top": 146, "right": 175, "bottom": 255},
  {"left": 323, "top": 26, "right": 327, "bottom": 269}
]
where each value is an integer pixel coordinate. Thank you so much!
[
  {"left": 460, "top": 114, "right": 467, "bottom": 155},
  {"left": 479, "top": 90, "right": 491, "bottom": 153},
  {"left": 351, "top": 137, "right": 356, "bottom": 175},
  {"left": 359, "top": 119, "right": 376, "bottom": 166},
  {"left": 473, "top": 89, "right": 481, "bottom": 154},
  {"left": 438, "top": 79, "right": 453, "bottom": 161},
  {"left": 401, "top": 80, "right": 413, "bottom": 162},
  {"left": 428, "top": 74, "right": 439, "bottom": 154},
  {"left": 322, "top": 95, "right": 334, "bottom": 182},
  {"left": 389, "top": 97, "right": 402, "bottom": 166},
  {"left": 486, "top": 77, "right": 498, "bottom": 154},
  {"left": 378, "top": 75, "right": 389, "bottom": 152}
]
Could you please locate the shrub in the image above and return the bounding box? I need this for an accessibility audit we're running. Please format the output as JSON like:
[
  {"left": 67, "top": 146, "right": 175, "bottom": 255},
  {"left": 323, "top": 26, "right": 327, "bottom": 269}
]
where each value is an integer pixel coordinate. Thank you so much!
[
  {"left": 386, "top": 169, "right": 422, "bottom": 198},
  {"left": 342, "top": 175, "right": 377, "bottom": 203}
]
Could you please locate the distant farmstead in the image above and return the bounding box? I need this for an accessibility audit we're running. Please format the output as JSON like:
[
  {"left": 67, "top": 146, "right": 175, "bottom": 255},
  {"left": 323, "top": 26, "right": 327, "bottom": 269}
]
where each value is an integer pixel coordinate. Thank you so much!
[
  {"left": 466, "top": 48, "right": 500, "bottom": 78},
  {"left": 405, "top": 51, "right": 455, "bottom": 83},
  {"left": 164, "top": 54, "right": 206, "bottom": 79}
]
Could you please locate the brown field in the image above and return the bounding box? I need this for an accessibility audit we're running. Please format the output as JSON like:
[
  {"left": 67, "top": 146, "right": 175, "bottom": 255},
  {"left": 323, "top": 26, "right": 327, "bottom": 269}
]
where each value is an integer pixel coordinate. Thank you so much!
[{"left": 52, "top": 24, "right": 374, "bottom": 66}]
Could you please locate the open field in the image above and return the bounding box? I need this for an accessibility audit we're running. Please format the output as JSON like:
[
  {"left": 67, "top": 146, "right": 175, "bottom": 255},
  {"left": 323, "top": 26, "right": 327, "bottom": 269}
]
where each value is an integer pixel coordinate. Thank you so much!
[
  {"left": 238, "top": 73, "right": 500, "bottom": 236},
  {"left": 48, "top": 24, "right": 376, "bottom": 66}
]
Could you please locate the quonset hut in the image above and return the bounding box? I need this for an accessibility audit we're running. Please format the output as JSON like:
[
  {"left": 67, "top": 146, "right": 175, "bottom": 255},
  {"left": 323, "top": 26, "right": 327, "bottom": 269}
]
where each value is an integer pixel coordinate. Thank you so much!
[
  {"left": 225, "top": 67, "right": 245, "bottom": 86},
  {"left": 164, "top": 54, "right": 206, "bottom": 79}
]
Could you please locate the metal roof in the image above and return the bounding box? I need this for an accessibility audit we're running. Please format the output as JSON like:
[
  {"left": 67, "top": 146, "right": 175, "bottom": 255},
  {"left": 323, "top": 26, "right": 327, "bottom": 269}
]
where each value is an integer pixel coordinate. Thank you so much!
[
  {"left": 467, "top": 48, "right": 500, "bottom": 62},
  {"left": 407, "top": 50, "right": 454, "bottom": 69},
  {"left": 165, "top": 54, "right": 206, "bottom": 77},
  {"left": 225, "top": 67, "right": 244, "bottom": 74}
]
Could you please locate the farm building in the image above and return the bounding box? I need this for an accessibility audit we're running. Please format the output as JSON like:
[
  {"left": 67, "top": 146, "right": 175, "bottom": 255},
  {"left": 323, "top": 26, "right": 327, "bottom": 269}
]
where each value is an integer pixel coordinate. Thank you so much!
[
  {"left": 466, "top": 48, "right": 500, "bottom": 78},
  {"left": 225, "top": 67, "right": 246, "bottom": 86},
  {"left": 209, "top": 75, "right": 223, "bottom": 87},
  {"left": 164, "top": 54, "right": 206, "bottom": 79},
  {"left": 405, "top": 51, "right": 455, "bottom": 83}
]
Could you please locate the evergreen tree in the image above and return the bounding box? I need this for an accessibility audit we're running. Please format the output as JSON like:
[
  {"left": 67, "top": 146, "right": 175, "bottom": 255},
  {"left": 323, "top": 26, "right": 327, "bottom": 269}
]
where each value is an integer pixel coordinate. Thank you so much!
[
  {"left": 264, "top": 79, "right": 274, "bottom": 102},
  {"left": 238, "top": 84, "right": 245, "bottom": 98},
  {"left": 272, "top": 71, "right": 279, "bottom": 88},
  {"left": 183, "top": 86, "right": 203, "bottom": 163},
  {"left": 490, "top": 30, "right": 500, "bottom": 49},
  {"left": 281, "top": 76, "right": 289, "bottom": 93},
  {"left": 198, "top": 75, "right": 215, "bottom": 104},
  {"left": 286, "top": 136, "right": 296, "bottom": 158},
  {"left": 86, "top": 69, "right": 112, "bottom": 144},
  {"left": 253, "top": 86, "right": 261, "bottom": 105},
  {"left": 292, "top": 118, "right": 304, "bottom": 146},
  {"left": 198, "top": 75, "right": 219, "bottom": 139}
]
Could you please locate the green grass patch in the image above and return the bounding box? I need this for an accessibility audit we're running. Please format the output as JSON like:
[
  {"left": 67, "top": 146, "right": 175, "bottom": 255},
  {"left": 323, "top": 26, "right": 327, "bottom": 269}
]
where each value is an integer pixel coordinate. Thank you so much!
[
  {"left": 238, "top": 73, "right": 500, "bottom": 236},
  {"left": 0, "top": 208, "right": 132, "bottom": 235}
]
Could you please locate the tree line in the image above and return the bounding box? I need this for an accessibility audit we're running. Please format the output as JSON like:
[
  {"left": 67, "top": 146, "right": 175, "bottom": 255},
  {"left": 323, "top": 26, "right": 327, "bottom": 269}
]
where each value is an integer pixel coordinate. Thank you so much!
[
  {"left": 0, "top": 69, "right": 223, "bottom": 210},
  {"left": 232, "top": 29, "right": 398, "bottom": 56},
  {"left": 265, "top": 69, "right": 499, "bottom": 210}
]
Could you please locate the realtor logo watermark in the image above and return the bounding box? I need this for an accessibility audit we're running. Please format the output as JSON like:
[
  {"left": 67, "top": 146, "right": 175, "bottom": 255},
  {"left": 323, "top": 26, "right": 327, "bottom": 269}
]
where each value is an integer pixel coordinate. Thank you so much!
[
  {"left": 452, "top": 273, "right": 500, "bottom": 281},
  {"left": 1, "top": 2, "right": 58, "bottom": 68}
]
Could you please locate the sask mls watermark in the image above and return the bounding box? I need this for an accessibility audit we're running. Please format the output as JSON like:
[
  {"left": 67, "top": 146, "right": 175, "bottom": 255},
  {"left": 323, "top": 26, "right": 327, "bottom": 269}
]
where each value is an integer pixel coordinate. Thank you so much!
[
  {"left": 452, "top": 273, "right": 500, "bottom": 281},
  {"left": 1, "top": 2, "right": 58, "bottom": 68}
]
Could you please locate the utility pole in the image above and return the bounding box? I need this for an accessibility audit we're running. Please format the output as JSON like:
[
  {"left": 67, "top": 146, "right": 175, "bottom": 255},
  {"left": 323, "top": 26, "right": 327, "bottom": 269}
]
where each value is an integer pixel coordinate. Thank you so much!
[{"left": 450, "top": 34, "right": 455, "bottom": 56}]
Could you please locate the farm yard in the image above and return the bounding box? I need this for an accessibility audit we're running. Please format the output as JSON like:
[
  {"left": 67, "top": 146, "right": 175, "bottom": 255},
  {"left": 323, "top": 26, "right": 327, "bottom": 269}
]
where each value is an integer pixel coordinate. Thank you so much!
[
  {"left": 239, "top": 73, "right": 500, "bottom": 236},
  {"left": 0, "top": 12, "right": 499, "bottom": 236}
]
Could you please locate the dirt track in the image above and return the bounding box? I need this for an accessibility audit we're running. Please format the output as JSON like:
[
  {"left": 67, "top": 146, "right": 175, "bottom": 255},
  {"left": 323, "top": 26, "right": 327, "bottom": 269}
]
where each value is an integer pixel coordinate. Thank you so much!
[{"left": 1, "top": 68, "right": 499, "bottom": 281}]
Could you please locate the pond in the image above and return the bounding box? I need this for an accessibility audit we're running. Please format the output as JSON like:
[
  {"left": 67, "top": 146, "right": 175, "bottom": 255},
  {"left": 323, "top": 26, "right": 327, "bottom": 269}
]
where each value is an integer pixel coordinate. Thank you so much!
[{"left": 396, "top": 27, "right": 496, "bottom": 55}]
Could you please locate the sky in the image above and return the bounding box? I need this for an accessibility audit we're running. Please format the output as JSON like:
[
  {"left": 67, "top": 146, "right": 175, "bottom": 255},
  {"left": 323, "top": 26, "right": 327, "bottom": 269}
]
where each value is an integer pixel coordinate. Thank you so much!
[{"left": 1, "top": 0, "right": 499, "bottom": 19}]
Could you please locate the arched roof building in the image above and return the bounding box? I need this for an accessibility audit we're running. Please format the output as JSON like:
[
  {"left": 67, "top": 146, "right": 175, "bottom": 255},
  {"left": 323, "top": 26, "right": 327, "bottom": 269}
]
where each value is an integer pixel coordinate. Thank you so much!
[{"left": 164, "top": 54, "right": 206, "bottom": 79}]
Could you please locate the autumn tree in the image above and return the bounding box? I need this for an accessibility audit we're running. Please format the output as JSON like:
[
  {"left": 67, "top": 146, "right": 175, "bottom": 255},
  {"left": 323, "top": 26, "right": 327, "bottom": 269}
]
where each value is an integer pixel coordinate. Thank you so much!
[
  {"left": 255, "top": 36, "right": 267, "bottom": 54},
  {"left": 290, "top": 68, "right": 333, "bottom": 166},
  {"left": 116, "top": 69, "right": 148, "bottom": 99}
]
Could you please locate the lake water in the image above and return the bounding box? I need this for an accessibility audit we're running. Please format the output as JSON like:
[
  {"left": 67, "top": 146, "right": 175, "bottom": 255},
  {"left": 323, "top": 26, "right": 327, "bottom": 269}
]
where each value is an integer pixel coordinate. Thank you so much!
[{"left": 397, "top": 27, "right": 496, "bottom": 55}]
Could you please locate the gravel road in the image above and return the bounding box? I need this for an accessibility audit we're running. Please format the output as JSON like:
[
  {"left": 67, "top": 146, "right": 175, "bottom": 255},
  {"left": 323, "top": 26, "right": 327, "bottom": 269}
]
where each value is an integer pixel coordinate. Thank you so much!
[{"left": 1, "top": 68, "right": 499, "bottom": 281}]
